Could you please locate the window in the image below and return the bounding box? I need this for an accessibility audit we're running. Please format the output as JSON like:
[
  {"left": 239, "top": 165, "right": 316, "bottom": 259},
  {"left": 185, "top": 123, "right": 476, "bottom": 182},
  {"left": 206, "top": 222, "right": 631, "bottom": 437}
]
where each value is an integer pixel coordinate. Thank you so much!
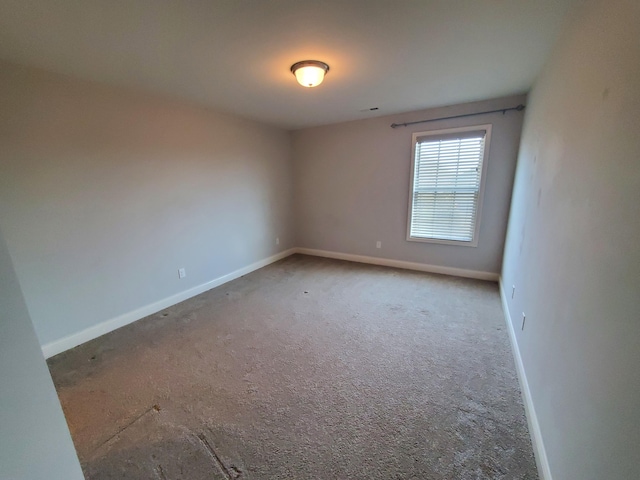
[{"left": 407, "top": 124, "right": 491, "bottom": 246}]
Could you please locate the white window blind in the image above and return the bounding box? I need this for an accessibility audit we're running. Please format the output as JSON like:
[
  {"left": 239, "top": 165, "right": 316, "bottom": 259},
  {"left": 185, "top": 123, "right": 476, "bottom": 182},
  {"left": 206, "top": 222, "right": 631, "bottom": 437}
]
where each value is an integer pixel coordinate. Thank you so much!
[{"left": 408, "top": 126, "right": 490, "bottom": 245}]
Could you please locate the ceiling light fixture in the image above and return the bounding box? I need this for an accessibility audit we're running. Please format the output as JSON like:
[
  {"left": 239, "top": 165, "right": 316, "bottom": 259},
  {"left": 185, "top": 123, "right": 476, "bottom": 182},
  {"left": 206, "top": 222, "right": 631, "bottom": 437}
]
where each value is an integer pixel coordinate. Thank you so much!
[{"left": 290, "top": 60, "right": 329, "bottom": 88}]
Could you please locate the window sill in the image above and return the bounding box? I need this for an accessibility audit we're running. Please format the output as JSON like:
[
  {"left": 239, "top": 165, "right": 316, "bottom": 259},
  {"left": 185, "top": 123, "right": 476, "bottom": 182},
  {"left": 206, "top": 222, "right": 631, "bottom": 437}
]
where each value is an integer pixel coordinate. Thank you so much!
[{"left": 406, "top": 236, "right": 478, "bottom": 247}]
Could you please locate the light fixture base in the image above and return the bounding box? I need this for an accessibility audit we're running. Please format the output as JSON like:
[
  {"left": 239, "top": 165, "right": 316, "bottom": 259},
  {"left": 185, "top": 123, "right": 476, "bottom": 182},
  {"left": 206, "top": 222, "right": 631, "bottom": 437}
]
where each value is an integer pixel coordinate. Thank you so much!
[{"left": 290, "top": 60, "right": 330, "bottom": 87}]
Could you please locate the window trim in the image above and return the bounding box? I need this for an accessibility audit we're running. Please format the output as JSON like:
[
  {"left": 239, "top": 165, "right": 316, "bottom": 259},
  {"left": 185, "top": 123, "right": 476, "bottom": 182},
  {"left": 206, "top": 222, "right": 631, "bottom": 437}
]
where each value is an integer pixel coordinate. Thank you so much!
[{"left": 405, "top": 124, "right": 492, "bottom": 247}]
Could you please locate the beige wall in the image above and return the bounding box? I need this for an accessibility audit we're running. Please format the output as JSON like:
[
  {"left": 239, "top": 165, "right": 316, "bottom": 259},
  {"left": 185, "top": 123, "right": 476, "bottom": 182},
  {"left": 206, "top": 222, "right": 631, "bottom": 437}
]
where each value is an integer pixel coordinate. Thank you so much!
[
  {"left": 0, "top": 225, "right": 84, "bottom": 479},
  {"left": 501, "top": 0, "right": 640, "bottom": 478},
  {"left": 292, "top": 95, "right": 526, "bottom": 275},
  {"left": 0, "top": 62, "right": 294, "bottom": 348}
]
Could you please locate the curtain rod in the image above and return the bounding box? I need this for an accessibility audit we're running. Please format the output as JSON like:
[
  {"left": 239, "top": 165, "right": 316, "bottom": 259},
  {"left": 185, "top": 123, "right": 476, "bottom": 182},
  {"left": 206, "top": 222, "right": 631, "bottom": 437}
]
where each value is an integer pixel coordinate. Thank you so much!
[{"left": 390, "top": 104, "right": 525, "bottom": 128}]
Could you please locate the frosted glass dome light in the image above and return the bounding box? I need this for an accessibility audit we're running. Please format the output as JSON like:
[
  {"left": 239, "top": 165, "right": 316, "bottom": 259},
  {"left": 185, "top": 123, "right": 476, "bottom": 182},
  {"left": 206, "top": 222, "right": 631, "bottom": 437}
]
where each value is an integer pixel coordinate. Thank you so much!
[{"left": 291, "top": 60, "right": 330, "bottom": 88}]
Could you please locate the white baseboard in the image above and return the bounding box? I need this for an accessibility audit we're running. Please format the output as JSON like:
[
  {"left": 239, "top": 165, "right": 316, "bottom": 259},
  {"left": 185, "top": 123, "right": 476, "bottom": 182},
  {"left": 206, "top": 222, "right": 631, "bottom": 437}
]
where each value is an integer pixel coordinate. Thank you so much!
[
  {"left": 295, "top": 247, "right": 499, "bottom": 281},
  {"left": 499, "top": 279, "right": 552, "bottom": 480},
  {"left": 42, "top": 248, "right": 296, "bottom": 359},
  {"left": 42, "top": 247, "right": 497, "bottom": 358}
]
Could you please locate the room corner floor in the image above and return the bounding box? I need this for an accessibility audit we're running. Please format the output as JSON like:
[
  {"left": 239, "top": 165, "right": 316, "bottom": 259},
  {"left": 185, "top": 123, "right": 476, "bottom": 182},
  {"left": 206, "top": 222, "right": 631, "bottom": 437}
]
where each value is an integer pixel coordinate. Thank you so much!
[{"left": 47, "top": 254, "right": 538, "bottom": 479}]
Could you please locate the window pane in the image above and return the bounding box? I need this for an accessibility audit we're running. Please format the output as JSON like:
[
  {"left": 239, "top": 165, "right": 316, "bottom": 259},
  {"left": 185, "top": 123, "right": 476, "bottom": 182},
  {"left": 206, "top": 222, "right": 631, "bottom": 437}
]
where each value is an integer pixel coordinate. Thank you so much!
[{"left": 409, "top": 131, "right": 486, "bottom": 243}]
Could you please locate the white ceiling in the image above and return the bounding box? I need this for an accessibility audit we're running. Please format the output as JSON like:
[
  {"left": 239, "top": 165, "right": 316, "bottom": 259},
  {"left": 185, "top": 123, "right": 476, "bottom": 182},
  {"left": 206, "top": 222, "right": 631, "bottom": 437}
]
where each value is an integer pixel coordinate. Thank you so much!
[{"left": 0, "top": 0, "right": 575, "bottom": 129}]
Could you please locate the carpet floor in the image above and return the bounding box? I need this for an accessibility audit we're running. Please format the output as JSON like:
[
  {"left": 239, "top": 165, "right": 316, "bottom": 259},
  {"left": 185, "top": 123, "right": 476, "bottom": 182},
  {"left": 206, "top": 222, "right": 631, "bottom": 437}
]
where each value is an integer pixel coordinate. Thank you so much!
[{"left": 48, "top": 254, "right": 538, "bottom": 479}]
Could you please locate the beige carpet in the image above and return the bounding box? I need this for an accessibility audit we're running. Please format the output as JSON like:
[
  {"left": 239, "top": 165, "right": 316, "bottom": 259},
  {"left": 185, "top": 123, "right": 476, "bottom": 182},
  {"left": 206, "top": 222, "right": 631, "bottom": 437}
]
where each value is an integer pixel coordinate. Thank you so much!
[{"left": 48, "top": 254, "right": 538, "bottom": 479}]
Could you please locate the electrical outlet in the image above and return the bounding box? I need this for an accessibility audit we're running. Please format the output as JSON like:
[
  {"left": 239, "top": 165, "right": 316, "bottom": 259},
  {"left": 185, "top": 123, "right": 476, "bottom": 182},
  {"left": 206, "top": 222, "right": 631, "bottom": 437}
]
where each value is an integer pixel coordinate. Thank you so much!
[
  {"left": 521, "top": 312, "right": 526, "bottom": 330},
  {"left": 376, "top": 241, "right": 382, "bottom": 248},
  {"left": 512, "top": 285, "right": 516, "bottom": 299},
  {"left": 276, "top": 237, "right": 280, "bottom": 245},
  {"left": 178, "top": 268, "right": 186, "bottom": 279}
]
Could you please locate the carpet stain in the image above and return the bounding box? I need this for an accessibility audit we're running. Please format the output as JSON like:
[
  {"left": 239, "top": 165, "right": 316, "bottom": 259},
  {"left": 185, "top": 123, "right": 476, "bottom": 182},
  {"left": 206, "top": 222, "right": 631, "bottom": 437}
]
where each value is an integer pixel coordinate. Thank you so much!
[
  {"left": 154, "top": 464, "right": 167, "bottom": 480},
  {"left": 197, "top": 433, "right": 242, "bottom": 479},
  {"left": 93, "top": 404, "right": 161, "bottom": 453}
]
